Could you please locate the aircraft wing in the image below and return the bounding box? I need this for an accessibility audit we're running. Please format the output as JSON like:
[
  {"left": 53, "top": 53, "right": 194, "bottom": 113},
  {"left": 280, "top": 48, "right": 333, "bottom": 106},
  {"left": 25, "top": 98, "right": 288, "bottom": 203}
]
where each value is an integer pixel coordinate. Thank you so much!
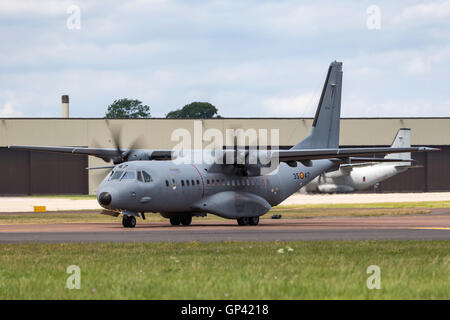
[
  {"left": 334, "top": 157, "right": 415, "bottom": 164},
  {"left": 8, "top": 145, "right": 174, "bottom": 162},
  {"left": 333, "top": 157, "right": 416, "bottom": 173},
  {"left": 9, "top": 145, "right": 119, "bottom": 158},
  {"left": 8, "top": 145, "right": 437, "bottom": 164},
  {"left": 276, "top": 147, "right": 437, "bottom": 162}
]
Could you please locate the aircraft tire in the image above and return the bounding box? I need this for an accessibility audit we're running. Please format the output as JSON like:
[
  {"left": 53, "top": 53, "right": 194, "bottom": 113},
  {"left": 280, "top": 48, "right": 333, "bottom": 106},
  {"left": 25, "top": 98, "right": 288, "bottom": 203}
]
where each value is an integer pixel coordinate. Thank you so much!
[
  {"left": 237, "top": 217, "right": 250, "bottom": 226},
  {"left": 170, "top": 216, "right": 181, "bottom": 226},
  {"left": 122, "top": 215, "right": 136, "bottom": 228},
  {"left": 128, "top": 216, "right": 136, "bottom": 228},
  {"left": 122, "top": 216, "right": 129, "bottom": 228},
  {"left": 249, "top": 216, "right": 259, "bottom": 226},
  {"left": 180, "top": 215, "right": 192, "bottom": 226}
]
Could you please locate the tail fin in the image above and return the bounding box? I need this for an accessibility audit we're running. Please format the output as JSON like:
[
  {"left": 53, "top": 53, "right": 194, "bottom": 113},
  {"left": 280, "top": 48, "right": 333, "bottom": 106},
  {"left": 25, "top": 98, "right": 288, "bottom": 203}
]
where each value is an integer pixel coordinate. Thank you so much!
[
  {"left": 292, "top": 61, "right": 343, "bottom": 150},
  {"left": 385, "top": 128, "right": 412, "bottom": 165}
]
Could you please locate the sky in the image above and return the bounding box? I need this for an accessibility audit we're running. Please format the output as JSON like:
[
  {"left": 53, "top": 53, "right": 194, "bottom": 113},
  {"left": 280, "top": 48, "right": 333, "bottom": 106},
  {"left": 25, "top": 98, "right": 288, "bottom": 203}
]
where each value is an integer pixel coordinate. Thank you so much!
[{"left": 0, "top": 0, "right": 449, "bottom": 118}]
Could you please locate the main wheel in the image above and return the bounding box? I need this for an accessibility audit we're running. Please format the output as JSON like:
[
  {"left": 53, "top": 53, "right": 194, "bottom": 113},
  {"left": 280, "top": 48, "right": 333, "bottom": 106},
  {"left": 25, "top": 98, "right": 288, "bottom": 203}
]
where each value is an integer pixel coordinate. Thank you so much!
[
  {"left": 128, "top": 216, "right": 136, "bottom": 228},
  {"left": 122, "top": 215, "right": 136, "bottom": 228},
  {"left": 122, "top": 216, "right": 129, "bottom": 228},
  {"left": 180, "top": 215, "right": 192, "bottom": 226},
  {"left": 249, "top": 216, "right": 259, "bottom": 226},
  {"left": 170, "top": 216, "right": 181, "bottom": 226},
  {"left": 237, "top": 217, "right": 250, "bottom": 226}
]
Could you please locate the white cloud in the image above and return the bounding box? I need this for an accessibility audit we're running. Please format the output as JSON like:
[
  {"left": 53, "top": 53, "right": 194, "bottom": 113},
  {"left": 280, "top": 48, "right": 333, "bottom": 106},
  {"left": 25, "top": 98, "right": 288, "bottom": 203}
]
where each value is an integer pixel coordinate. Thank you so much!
[
  {"left": 0, "top": 0, "right": 449, "bottom": 118},
  {"left": 0, "top": 0, "right": 71, "bottom": 16},
  {"left": 394, "top": 0, "right": 450, "bottom": 25},
  {"left": 0, "top": 103, "right": 22, "bottom": 117},
  {"left": 262, "top": 92, "right": 319, "bottom": 117}
]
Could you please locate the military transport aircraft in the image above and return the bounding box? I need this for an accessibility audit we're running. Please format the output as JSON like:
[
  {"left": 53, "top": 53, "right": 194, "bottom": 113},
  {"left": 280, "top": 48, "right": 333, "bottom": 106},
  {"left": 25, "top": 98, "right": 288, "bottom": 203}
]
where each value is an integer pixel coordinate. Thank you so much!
[
  {"left": 303, "top": 128, "right": 418, "bottom": 193},
  {"left": 9, "top": 61, "right": 438, "bottom": 228}
]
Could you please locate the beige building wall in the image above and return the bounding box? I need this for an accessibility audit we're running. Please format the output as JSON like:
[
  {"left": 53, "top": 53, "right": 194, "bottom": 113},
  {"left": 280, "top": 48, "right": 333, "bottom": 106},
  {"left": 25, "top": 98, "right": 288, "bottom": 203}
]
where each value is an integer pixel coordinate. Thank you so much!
[{"left": 1, "top": 118, "right": 449, "bottom": 194}]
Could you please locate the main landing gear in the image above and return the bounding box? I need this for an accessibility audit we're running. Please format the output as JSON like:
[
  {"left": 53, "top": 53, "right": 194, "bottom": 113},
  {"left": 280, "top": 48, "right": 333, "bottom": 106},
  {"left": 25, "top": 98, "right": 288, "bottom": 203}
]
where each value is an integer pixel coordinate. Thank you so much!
[
  {"left": 237, "top": 216, "right": 259, "bottom": 226},
  {"left": 122, "top": 215, "right": 136, "bottom": 228},
  {"left": 170, "top": 215, "right": 192, "bottom": 226}
]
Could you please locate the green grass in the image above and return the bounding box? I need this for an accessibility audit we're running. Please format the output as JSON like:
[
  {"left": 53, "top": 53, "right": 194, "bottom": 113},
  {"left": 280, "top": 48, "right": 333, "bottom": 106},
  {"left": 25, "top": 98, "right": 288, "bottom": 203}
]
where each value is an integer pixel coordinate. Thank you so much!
[
  {"left": 0, "top": 211, "right": 117, "bottom": 224},
  {"left": 0, "top": 241, "right": 448, "bottom": 299}
]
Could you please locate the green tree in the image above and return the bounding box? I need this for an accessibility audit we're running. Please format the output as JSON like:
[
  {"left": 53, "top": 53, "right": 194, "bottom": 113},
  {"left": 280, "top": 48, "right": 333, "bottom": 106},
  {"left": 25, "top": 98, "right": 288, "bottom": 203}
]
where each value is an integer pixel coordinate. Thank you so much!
[
  {"left": 105, "top": 99, "right": 151, "bottom": 118},
  {"left": 166, "top": 102, "right": 220, "bottom": 119}
]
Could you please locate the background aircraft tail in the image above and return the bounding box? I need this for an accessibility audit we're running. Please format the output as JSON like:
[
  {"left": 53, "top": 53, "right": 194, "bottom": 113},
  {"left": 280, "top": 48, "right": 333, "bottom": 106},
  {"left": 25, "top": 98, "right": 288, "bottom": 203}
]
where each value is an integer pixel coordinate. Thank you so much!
[
  {"left": 292, "top": 61, "right": 343, "bottom": 150},
  {"left": 384, "top": 128, "right": 412, "bottom": 166}
]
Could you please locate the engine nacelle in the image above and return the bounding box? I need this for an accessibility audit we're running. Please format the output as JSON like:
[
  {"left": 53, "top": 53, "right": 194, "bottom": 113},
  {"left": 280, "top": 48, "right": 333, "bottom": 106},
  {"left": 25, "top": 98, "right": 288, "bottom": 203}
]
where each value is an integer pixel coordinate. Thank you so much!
[{"left": 126, "top": 151, "right": 150, "bottom": 161}]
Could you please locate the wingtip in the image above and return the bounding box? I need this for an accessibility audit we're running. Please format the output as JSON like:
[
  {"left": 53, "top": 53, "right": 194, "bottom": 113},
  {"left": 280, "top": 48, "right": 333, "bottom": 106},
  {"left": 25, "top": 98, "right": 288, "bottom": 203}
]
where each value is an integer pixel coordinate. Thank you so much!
[{"left": 424, "top": 147, "right": 440, "bottom": 151}]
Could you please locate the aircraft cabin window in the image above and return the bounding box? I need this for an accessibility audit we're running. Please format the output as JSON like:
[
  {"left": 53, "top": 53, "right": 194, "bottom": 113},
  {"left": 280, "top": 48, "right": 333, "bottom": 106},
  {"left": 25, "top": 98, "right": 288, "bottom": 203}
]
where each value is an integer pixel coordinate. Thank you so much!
[
  {"left": 186, "top": 180, "right": 190, "bottom": 186},
  {"left": 181, "top": 180, "right": 185, "bottom": 187},
  {"left": 165, "top": 180, "right": 169, "bottom": 187},
  {"left": 196, "top": 180, "right": 200, "bottom": 185},
  {"left": 207, "top": 179, "right": 210, "bottom": 185},
  {"left": 111, "top": 171, "right": 124, "bottom": 180},
  {"left": 191, "top": 180, "right": 195, "bottom": 186},
  {"left": 142, "top": 171, "right": 152, "bottom": 182},
  {"left": 137, "top": 171, "right": 143, "bottom": 182},
  {"left": 121, "top": 171, "right": 136, "bottom": 180}
]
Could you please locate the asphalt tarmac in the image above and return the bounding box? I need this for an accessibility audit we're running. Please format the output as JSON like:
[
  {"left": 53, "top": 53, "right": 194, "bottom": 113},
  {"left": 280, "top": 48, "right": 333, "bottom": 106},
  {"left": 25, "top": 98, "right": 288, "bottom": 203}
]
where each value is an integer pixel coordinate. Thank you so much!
[{"left": 0, "top": 210, "right": 449, "bottom": 243}]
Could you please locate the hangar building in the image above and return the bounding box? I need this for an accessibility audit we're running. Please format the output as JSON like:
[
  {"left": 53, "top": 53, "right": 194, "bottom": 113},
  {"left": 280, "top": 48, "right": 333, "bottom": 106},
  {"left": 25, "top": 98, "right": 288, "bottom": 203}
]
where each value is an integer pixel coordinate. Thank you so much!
[{"left": 1, "top": 117, "right": 449, "bottom": 195}]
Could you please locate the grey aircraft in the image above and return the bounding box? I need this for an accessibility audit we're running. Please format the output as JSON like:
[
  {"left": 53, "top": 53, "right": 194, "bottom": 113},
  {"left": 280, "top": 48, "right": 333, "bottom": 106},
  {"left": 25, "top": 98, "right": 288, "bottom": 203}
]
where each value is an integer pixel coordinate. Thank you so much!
[
  {"left": 303, "top": 128, "right": 418, "bottom": 193},
  {"left": 9, "top": 61, "right": 438, "bottom": 228}
]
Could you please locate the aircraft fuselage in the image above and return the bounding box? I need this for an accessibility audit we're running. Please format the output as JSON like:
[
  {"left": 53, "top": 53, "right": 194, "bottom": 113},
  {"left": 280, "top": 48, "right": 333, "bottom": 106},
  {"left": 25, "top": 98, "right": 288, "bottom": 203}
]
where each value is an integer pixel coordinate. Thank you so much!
[{"left": 97, "top": 158, "right": 333, "bottom": 218}]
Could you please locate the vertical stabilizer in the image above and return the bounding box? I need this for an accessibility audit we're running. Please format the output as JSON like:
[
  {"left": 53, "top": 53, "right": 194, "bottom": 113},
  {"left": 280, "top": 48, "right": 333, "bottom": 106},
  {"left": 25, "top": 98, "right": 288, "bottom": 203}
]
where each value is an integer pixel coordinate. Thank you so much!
[
  {"left": 385, "top": 128, "right": 412, "bottom": 165},
  {"left": 292, "top": 61, "right": 343, "bottom": 150}
]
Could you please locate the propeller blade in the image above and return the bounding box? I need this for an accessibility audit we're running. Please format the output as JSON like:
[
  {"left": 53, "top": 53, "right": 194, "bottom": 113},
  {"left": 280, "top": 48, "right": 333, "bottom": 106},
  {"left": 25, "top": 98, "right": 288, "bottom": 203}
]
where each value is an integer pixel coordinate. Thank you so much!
[
  {"left": 104, "top": 119, "right": 148, "bottom": 163},
  {"left": 122, "top": 135, "right": 147, "bottom": 161},
  {"left": 105, "top": 120, "right": 125, "bottom": 163}
]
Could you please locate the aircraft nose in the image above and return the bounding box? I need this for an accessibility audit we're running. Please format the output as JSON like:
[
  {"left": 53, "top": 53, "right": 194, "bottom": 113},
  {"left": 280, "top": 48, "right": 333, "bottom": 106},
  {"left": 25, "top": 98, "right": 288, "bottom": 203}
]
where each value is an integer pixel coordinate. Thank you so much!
[{"left": 98, "top": 192, "right": 112, "bottom": 206}]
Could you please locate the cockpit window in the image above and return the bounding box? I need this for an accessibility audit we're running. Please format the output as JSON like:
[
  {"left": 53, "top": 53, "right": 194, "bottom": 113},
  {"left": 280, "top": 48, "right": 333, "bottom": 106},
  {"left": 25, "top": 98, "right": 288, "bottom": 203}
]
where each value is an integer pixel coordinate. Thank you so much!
[
  {"left": 121, "top": 171, "right": 136, "bottom": 180},
  {"left": 142, "top": 170, "right": 152, "bottom": 182},
  {"left": 137, "top": 171, "right": 143, "bottom": 182},
  {"left": 110, "top": 170, "right": 124, "bottom": 180}
]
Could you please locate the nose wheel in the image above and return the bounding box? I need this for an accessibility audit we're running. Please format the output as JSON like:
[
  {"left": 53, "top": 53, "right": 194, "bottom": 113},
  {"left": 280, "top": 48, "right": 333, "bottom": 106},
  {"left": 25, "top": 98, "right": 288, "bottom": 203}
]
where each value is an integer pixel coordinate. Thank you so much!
[{"left": 122, "top": 215, "right": 136, "bottom": 228}]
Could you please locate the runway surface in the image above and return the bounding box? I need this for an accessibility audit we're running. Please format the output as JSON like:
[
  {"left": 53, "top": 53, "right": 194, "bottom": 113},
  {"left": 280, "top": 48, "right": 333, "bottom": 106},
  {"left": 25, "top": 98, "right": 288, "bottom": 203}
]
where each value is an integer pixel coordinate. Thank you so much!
[{"left": 0, "top": 210, "right": 449, "bottom": 242}]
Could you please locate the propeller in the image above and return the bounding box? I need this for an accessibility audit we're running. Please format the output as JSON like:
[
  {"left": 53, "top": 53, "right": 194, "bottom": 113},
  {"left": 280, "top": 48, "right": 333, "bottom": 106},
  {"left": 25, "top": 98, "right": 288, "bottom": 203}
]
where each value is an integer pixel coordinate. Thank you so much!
[{"left": 103, "top": 120, "right": 147, "bottom": 164}]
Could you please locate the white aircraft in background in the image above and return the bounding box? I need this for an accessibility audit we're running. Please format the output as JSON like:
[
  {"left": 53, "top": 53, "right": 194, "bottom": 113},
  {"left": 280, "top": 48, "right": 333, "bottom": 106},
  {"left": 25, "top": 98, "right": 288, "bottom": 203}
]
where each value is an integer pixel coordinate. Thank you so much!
[{"left": 303, "top": 128, "right": 417, "bottom": 193}]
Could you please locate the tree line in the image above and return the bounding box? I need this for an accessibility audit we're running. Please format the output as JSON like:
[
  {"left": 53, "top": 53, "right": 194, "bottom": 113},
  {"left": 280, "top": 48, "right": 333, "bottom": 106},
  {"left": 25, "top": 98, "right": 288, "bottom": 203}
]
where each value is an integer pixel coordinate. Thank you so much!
[{"left": 105, "top": 99, "right": 220, "bottom": 119}]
